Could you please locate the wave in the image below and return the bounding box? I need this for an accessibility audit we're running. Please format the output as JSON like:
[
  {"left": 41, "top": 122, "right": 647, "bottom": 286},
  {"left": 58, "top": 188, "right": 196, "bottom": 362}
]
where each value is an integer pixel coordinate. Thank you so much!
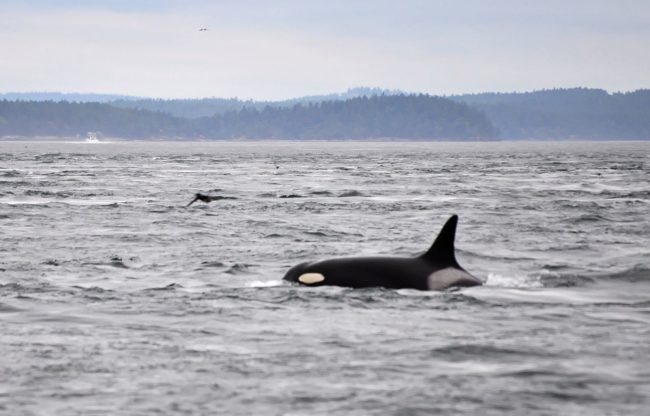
[
  {"left": 535, "top": 272, "right": 595, "bottom": 288},
  {"left": 429, "top": 344, "right": 551, "bottom": 360},
  {"left": 485, "top": 273, "right": 544, "bottom": 288},
  {"left": 0, "top": 180, "right": 33, "bottom": 187},
  {"left": 0, "top": 170, "right": 22, "bottom": 177},
  {"left": 0, "top": 302, "right": 23, "bottom": 312},
  {"left": 261, "top": 190, "right": 367, "bottom": 199},
  {"left": 485, "top": 271, "right": 598, "bottom": 289},
  {"left": 81, "top": 256, "right": 135, "bottom": 269},
  {"left": 24, "top": 190, "right": 74, "bottom": 198},
  {"left": 600, "top": 264, "right": 650, "bottom": 282},
  {"left": 263, "top": 233, "right": 286, "bottom": 239},
  {"left": 616, "top": 190, "right": 650, "bottom": 199},
  {"left": 224, "top": 263, "right": 256, "bottom": 275},
  {"left": 143, "top": 282, "right": 182, "bottom": 291},
  {"left": 245, "top": 279, "right": 284, "bottom": 288},
  {"left": 562, "top": 213, "right": 614, "bottom": 223},
  {"left": 199, "top": 260, "right": 226, "bottom": 268},
  {"left": 0, "top": 281, "right": 64, "bottom": 295},
  {"left": 308, "top": 190, "right": 334, "bottom": 197},
  {"left": 338, "top": 190, "right": 366, "bottom": 197},
  {"left": 34, "top": 153, "right": 66, "bottom": 161},
  {"left": 302, "top": 229, "right": 364, "bottom": 239}
]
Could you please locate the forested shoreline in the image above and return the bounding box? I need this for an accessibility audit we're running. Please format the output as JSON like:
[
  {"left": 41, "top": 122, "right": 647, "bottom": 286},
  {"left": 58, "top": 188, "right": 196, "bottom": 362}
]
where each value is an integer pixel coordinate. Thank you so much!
[
  {"left": 0, "top": 94, "right": 497, "bottom": 140},
  {"left": 1, "top": 88, "right": 649, "bottom": 140},
  {"left": 452, "top": 88, "right": 650, "bottom": 139}
]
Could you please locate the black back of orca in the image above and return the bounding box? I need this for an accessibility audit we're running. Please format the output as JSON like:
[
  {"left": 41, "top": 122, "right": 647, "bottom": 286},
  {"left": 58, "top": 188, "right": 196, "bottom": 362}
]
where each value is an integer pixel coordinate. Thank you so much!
[{"left": 283, "top": 215, "right": 481, "bottom": 291}]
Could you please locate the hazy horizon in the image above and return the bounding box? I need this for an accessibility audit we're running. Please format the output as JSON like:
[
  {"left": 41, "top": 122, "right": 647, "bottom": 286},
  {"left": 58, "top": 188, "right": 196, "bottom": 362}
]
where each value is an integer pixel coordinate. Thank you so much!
[
  {"left": 2, "top": 85, "right": 648, "bottom": 103},
  {"left": 1, "top": 1, "right": 649, "bottom": 101}
]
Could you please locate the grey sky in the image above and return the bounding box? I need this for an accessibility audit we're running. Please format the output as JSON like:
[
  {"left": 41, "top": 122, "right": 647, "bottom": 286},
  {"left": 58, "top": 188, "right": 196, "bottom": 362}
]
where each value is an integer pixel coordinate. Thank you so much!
[{"left": 1, "top": 0, "right": 649, "bottom": 100}]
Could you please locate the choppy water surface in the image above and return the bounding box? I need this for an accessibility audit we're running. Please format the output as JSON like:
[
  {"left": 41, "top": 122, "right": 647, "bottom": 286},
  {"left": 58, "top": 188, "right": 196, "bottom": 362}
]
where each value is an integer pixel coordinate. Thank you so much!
[{"left": 1, "top": 140, "right": 649, "bottom": 415}]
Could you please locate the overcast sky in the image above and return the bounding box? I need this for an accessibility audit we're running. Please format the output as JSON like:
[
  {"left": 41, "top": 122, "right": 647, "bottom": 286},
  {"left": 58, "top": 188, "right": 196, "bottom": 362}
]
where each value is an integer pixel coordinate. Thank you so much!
[{"left": 1, "top": 0, "right": 649, "bottom": 100}]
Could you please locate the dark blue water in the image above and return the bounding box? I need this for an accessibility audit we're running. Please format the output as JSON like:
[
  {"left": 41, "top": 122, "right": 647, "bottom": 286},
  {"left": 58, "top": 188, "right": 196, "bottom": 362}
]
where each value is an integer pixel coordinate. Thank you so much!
[{"left": 1, "top": 140, "right": 649, "bottom": 415}]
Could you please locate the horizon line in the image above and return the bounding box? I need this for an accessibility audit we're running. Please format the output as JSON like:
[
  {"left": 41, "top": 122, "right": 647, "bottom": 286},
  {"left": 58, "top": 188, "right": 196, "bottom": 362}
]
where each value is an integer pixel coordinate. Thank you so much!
[{"left": 1, "top": 86, "right": 648, "bottom": 102}]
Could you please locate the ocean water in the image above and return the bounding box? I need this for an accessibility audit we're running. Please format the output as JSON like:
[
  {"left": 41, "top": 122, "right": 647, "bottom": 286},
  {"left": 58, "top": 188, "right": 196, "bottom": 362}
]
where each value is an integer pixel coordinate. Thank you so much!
[{"left": 0, "top": 140, "right": 649, "bottom": 415}]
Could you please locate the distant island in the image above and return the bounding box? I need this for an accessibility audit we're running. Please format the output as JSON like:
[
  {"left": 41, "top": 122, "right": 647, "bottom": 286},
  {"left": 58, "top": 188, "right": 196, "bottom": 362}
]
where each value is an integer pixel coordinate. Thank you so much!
[
  {"left": 451, "top": 88, "right": 650, "bottom": 140},
  {"left": 1, "top": 87, "right": 649, "bottom": 140}
]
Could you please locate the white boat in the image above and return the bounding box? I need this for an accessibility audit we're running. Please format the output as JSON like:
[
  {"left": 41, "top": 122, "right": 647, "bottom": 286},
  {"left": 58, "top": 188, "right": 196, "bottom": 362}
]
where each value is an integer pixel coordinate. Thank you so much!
[{"left": 85, "top": 132, "right": 100, "bottom": 143}]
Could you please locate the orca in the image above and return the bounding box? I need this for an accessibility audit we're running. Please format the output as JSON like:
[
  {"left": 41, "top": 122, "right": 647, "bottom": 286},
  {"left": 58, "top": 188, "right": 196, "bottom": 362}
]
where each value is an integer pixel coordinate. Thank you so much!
[{"left": 283, "top": 215, "right": 481, "bottom": 291}]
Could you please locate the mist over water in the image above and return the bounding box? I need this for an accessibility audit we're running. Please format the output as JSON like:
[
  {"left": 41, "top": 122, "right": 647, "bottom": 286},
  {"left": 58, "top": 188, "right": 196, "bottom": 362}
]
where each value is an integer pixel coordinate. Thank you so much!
[{"left": 1, "top": 140, "right": 649, "bottom": 415}]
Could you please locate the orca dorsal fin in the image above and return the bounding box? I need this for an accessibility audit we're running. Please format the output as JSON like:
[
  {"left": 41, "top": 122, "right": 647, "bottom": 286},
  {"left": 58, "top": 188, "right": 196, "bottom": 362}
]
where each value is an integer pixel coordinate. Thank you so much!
[{"left": 421, "top": 215, "right": 459, "bottom": 266}]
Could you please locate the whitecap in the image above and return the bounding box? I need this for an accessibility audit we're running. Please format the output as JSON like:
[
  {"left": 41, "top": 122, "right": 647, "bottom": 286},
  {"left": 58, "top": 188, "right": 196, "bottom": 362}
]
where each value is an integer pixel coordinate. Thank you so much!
[
  {"left": 484, "top": 272, "right": 544, "bottom": 288},
  {"left": 245, "top": 279, "right": 285, "bottom": 288}
]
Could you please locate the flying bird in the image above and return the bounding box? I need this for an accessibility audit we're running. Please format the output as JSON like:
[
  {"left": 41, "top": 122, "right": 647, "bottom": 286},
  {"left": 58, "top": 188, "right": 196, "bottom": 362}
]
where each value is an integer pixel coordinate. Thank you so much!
[{"left": 199, "top": 28, "right": 208, "bottom": 31}]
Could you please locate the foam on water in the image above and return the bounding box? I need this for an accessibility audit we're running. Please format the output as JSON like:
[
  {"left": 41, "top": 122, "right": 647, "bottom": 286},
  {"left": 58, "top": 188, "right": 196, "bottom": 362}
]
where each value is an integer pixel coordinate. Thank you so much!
[{"left": 483, "top": 272, "right": 544, "bottom": 288}]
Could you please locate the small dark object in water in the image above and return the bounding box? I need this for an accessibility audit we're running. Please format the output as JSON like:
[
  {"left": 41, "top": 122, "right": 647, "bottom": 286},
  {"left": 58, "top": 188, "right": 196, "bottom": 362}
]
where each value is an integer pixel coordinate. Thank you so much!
[{"left": 186, "top": 193, "right": 234, "bottom": 207}]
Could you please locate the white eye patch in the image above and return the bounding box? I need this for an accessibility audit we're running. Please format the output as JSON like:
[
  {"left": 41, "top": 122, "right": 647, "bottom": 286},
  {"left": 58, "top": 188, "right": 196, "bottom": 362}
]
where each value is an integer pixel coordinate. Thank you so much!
[
  {"left": 298, "top": 273, "right": 325, "bottom": 284},
  {"left": 427, "top": 267, "right": 475, "bottom": 291}
]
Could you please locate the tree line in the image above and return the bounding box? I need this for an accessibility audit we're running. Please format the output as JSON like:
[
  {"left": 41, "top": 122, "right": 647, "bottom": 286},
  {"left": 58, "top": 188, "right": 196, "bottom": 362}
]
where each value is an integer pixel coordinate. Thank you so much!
[
  {"left": 2, "top": 88, "right": 649, "bottom": 140},
  {"left": 0, "top": 94, "right": 497, "bottom": 140},
  {"left": 109, "top": 87, "right": 401, "bottom": 118},
  {"left": 0, "top": 100, "right": 194, "bottom": 139},
  {"left": 451, "top": 88, "right": 650, "bottom": 139}
]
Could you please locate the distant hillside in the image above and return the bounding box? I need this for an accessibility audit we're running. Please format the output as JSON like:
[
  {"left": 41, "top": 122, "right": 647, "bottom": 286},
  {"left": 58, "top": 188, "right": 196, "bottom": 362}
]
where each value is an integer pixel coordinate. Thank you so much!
[
  {"left": 110, "top": 97, "right": 255, "bottom": 119},
  {"left": 0, "top": 94, "right": 496, "bottom": 140},
  {"left": 202, "top": 94, "right": 496, "bottom": 140},
  {"left": 109, "top": 87, "right": 403, "bottom": 119},
  {"left": 451, "top": 88, "right": 650, "bottom": 139},
  {"left": 0, "top": 100, "right": 195, "bottom": 139},
  {"left": 3, "top": 88, "right": 649, "bottom": 140}
]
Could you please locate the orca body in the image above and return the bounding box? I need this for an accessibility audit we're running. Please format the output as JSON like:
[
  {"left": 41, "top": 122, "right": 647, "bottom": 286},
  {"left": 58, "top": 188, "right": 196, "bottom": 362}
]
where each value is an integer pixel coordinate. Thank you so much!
[{"left": 283, "top": 215, "right": 481, "bottom": 291}]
